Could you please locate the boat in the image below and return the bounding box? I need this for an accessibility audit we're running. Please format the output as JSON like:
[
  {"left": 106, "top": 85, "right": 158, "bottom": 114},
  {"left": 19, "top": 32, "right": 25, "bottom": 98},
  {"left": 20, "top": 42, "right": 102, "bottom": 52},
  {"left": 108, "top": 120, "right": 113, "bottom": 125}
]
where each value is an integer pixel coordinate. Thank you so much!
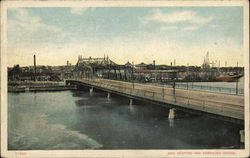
[{"left": 215, "top": 73, "right": 243, "bottom": 82}]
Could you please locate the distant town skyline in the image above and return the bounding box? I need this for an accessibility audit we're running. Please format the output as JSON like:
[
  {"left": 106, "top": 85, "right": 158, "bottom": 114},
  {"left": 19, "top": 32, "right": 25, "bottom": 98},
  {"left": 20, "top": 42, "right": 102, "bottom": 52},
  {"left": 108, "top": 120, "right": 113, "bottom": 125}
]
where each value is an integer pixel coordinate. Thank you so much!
[{"left": 7, "top": 7, "right": 244, "bottom": 67}]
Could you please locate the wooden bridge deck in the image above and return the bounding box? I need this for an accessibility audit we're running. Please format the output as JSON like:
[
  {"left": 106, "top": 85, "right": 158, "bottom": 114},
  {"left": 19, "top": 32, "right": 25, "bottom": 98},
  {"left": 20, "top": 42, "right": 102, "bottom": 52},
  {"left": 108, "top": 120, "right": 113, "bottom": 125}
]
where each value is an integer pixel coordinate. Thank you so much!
[{"left": 67, "top": 78, "right": 244, "bottom": 121}]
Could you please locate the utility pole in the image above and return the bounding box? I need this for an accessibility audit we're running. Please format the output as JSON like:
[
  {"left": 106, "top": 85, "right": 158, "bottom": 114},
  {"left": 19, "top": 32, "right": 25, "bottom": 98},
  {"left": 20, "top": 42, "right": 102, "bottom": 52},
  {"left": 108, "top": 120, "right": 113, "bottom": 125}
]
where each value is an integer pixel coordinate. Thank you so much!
[
  {"left": 162, "top": 83, "right": 165, "bottom": 99},
  {"left": 108, "top": 64, "right": 110, "bottom": 79},
  {"left": 173, "top": 72, "right": 176, "bottom": 97},
  {"left": 236, "top": 78, "right": 239, "bottom": 95},
  {"left": 187, "top": 63, "right": 189, "bottom": 90},
  {"left": 236, "top": 61, "right": 239, "bottom": 74},
  {"left": 153, "top": 60, "right": 156, "bottom": 82},
  {"left": 132, "top": 62, "right": 134, "bottom": 89},
  {"left": 235, "top": 61, "right": 239, "bottom": 95}
]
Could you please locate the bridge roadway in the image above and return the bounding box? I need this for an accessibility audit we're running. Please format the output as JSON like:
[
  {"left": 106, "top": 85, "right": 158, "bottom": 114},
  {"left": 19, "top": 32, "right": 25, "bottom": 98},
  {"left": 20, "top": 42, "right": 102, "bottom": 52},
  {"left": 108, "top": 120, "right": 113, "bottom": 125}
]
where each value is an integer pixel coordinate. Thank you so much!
[{"left": 67, "top": 78, "right": 244, "bottom": 123}]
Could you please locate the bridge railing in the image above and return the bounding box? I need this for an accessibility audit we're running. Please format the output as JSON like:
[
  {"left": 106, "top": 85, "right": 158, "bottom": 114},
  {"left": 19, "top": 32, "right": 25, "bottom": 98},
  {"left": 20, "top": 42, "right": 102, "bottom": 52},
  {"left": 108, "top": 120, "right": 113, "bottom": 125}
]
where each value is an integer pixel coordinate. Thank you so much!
[
  {"left": 73, "top": 78, "right": 244, "bottom": 118},
  {"left": 148, "top": 82, "right": 244, "bottom": 95},
  {"left": 175, "top": 83, "right": 244, "bottom": 95}
]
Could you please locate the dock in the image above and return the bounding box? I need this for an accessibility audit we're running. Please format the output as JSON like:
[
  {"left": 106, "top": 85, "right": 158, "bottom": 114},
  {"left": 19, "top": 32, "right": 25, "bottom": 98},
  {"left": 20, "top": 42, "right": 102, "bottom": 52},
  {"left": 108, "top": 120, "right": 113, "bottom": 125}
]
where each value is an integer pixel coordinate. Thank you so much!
[{"left": 8, "top": 85, "right": 77, "bottom": 92}]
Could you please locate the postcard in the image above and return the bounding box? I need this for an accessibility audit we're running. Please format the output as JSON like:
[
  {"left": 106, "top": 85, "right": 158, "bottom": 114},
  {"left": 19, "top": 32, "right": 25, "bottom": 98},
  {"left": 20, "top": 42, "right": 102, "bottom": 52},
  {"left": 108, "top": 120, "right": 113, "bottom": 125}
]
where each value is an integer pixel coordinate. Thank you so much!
[{"left": 1, "top": 0, "right": 249, "bottom": 157}]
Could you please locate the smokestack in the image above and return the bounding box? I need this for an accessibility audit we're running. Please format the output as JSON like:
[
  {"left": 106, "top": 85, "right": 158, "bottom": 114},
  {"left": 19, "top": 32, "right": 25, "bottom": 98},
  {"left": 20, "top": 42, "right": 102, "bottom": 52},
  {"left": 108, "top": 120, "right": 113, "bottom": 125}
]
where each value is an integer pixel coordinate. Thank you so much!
[
  {"left": 34, "top": 55, "right": 36, "bottom": 74},
  {"left": 34, "top": 55, "right": 36, "bottom": 81},
  {"left": 153, "top": 60, "right": 155, "bottom": 69}
]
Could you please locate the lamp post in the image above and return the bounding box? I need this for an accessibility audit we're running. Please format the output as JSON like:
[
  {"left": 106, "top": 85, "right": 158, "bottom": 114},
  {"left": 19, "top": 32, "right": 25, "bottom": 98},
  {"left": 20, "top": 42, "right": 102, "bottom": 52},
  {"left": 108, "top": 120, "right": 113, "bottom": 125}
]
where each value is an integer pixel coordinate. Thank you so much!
[
  {"left": 162, "top": 81, "right": 165, "bottom": 99},
  {"left": 172, "top": 72, "right": 176, "bottom": 96},
  {"left": 173, "top": 78, "right": 176, "bottom": 95},
  {"left": 236, "top": 62, "right": 239, "bottom": 95},
  {"left": 191, "top": 76, "right": 194, "bottom": 89}
]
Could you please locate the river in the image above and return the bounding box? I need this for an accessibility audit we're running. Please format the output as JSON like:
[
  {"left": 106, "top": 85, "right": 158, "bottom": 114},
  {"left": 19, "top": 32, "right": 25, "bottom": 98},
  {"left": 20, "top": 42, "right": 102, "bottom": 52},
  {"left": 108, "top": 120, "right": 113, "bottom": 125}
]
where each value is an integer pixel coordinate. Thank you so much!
[{"left": 8, "top": 88, "right": 243, "bottom": 150}]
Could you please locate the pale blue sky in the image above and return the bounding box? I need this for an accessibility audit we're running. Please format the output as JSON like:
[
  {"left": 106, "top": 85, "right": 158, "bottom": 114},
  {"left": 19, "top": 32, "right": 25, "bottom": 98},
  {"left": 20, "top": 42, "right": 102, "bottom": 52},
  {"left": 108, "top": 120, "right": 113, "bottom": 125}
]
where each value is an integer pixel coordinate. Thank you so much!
[{"left": 7, "top": 7, "right": 243, "bottom": 66}]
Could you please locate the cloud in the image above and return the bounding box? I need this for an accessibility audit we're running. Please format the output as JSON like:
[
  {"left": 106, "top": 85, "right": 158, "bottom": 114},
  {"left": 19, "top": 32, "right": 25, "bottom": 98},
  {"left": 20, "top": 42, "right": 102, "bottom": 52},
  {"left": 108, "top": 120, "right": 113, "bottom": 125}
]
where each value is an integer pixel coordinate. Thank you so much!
[
  {"left": 8, "top": 8, "right": 69, "bottom": 46},
  {"left": 141, "top": 9, "right": 213, "bottom": 32},
  {"left": 7, "top": 8, "right": 242, "bottom": 67},
  {"left": 70, "top": 8, "right": 88, "bottom": 15},
  {"left": 9, "top": 8, "right": 61, "bottom": 33},
  {"left": 210, "top": 24, "right": 217, "bottom": 28},
  {"left": 146, "top": 9, "right": 213, "bottom": 24},
  {"left": 7, "top": 30, "right": 243, "bottom": 67},
  {"left": 182, "top": 26, "right": 198, "bottom": 31},
  {"left": 160, "top": 26, "right": 178, "bottom": 31}
]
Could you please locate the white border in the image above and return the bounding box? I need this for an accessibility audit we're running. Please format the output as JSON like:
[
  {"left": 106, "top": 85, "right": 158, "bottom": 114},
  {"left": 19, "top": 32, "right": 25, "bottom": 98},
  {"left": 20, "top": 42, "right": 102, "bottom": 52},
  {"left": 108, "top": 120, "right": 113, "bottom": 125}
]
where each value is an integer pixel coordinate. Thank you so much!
[{"left": 1, "top": 0, "right": 249, "bottom": 157}]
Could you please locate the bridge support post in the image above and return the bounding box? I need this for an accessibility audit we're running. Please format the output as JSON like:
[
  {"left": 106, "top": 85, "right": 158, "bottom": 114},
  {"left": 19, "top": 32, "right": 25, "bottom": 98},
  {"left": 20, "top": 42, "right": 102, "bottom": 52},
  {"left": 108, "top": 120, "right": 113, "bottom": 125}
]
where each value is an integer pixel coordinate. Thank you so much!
[
  {"left": 89, "top": 87, "right": 93, "bottom": 93},
  {"left": 168, "top": 108, "right": 175, "bottom": 119},
  {"left": 129, "top": 99, "right": 133, "bottom": 105},
  {"left": 107, "top": 92, "right": 110, "bottom": 99}
]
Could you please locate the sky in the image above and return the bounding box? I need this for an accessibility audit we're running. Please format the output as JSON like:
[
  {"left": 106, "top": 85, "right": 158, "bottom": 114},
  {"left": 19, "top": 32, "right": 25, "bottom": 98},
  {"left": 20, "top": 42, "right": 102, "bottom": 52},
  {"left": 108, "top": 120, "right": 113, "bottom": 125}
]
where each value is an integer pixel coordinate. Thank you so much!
[{"left": 7, "top": 7, "right": 244, "bottom": 67}]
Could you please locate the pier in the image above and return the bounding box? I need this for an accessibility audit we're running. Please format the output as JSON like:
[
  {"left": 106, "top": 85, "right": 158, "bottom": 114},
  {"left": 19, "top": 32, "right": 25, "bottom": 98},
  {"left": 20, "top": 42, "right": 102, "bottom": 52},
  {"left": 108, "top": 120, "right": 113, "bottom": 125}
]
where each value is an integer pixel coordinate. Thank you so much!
[
  {"left": 8, "top": 85, "right": 77, "bottom": 92},
  {"left": 67, "top": 78, "right": 244, "bottom": 124}
]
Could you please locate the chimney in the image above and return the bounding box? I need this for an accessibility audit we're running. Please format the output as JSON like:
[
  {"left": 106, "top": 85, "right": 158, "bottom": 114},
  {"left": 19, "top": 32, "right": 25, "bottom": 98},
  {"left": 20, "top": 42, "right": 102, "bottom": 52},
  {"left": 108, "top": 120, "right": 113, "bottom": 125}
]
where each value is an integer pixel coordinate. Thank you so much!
[
  {"left": 34, "top": 55, "right": 36, "bottom": 74},
  {"left": 153, "top": 60, "right": 155, "bottom": 69},
  {"left": 34, "top": 55, "right": 36, "bottom": 81}
]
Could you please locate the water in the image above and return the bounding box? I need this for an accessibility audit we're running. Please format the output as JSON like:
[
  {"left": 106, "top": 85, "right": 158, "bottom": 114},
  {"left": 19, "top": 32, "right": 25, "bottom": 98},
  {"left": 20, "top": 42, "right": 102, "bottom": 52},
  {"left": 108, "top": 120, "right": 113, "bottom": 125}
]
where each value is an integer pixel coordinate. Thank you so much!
[
  {"left": 8, "top": 90, "right": 243, "bottom": 150},
  {"left": 150, "top": 77, "right": 244, "bottom": 95}
]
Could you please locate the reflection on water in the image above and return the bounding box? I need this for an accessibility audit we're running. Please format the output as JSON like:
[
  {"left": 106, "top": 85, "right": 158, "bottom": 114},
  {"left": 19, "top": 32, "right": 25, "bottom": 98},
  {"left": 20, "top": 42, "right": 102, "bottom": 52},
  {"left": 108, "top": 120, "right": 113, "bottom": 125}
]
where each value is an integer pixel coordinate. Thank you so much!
[
  {"left": 169, "top": 118, "right": 174, "bottom": 127},
  {"left": 129, "top": 104, "right": 135, "bottom": 114},
  {"left": 8, "top": 90, "right": 243, "bottom": 150}
]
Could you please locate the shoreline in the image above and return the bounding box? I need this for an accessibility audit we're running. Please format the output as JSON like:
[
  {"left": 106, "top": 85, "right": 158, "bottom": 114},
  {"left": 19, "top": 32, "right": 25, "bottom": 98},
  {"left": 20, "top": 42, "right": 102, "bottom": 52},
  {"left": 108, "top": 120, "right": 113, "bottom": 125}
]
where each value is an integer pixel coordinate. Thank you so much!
[{"left": 8, "top": 85, "right": 77, "bottom": 92}]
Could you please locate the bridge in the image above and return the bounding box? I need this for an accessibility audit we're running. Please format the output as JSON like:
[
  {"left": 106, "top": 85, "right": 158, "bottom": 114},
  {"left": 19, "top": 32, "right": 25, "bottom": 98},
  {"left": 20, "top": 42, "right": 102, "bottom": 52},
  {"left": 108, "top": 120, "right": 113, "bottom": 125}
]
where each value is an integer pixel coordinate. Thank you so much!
[{"left": 66, "top": 78, "right": 244, "bottom": 124}]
